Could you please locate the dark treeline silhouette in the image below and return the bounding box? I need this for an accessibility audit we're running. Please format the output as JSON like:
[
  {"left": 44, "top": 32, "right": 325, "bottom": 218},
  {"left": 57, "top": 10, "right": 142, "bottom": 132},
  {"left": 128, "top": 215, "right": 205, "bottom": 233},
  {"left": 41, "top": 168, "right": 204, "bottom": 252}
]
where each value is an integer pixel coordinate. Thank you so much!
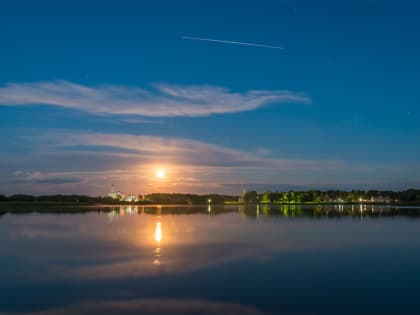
[
  {"left": 0, "top": 189, "right": 420, "bottom": 205},
  {"left": 0, "top": 194, "right": 118, "bottom": 204},
  {"left": 143, "top": 193, "right": 238, "bottom": 204},
  {"left": 241, "top": 189, "right": 420, "bottom": 204},
  {"left": 0, "top": 193, "right": 239, "bottom": 205}
]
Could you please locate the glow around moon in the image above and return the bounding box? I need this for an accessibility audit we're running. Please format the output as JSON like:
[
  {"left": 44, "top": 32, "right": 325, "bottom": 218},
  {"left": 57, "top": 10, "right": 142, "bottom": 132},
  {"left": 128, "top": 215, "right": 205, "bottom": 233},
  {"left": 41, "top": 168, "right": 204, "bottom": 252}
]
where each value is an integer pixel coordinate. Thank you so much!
[{"left": 156, "top": 168, "right": 165, "bottom": 179}]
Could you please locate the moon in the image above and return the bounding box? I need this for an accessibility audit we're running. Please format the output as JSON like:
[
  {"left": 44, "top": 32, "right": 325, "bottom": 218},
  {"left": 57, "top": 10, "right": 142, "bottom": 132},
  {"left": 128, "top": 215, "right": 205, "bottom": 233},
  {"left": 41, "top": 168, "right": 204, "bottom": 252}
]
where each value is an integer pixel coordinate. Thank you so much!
[{"left": 156, "top": 168, "right": 165, "bottom": 179}]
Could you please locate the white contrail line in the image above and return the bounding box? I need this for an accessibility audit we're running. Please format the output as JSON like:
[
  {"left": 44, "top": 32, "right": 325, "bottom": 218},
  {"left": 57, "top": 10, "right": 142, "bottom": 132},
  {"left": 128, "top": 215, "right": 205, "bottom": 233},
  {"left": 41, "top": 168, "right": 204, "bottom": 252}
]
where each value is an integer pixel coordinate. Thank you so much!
[{"left": 182, "top": 36, "right": 284, "bottom": 49}]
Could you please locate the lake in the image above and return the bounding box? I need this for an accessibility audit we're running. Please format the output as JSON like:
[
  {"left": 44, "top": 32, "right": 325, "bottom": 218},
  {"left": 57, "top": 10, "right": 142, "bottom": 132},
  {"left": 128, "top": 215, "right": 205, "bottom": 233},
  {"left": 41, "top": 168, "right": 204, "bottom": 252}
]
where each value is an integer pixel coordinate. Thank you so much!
[{"left": 1, "top": 204, "right": 420, "bottom": 315}]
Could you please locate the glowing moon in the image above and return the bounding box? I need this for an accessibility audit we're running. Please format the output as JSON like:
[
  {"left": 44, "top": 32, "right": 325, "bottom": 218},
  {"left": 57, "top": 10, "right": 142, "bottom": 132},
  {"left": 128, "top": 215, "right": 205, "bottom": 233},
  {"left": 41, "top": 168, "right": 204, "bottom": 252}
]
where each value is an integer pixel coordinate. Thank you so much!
[{"left": 156, "top": 168, "right": 165, "bottom": 179}]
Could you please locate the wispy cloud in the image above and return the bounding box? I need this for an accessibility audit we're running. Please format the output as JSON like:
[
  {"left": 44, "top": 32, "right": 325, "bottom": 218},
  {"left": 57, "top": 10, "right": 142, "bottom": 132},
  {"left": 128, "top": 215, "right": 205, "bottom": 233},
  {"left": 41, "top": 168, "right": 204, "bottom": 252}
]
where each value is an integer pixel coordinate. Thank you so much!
[
  {"left": 0, "top": 131, "right": 346, "bottom": 194},
  {"left": 0, "top": 81, "right": 310, "bottom": 117},
  {"left": 52, "top": 132, "right": 339, "bottom": 170},
  {"left": 13, "top": 171, "right": 86, "bottom": 185},
  {"left": 183, "top": 36, "right": 284, "bottom": 49}
]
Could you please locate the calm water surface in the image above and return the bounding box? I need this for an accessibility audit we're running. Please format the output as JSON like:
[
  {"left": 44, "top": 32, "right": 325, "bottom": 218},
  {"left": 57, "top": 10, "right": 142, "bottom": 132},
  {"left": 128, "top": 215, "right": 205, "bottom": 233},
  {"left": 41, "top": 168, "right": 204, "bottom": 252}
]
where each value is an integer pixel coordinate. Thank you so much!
[{"left": 1, "top": 205, "right": 420, "bottom": 315}]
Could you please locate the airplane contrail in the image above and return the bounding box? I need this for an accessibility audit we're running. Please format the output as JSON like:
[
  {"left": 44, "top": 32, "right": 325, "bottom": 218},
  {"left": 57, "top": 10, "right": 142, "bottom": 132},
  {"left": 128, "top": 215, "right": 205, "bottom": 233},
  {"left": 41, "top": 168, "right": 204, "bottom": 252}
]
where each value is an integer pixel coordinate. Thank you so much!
[{"left": 182, "top": 36, "right": 284, "bottom": 49}]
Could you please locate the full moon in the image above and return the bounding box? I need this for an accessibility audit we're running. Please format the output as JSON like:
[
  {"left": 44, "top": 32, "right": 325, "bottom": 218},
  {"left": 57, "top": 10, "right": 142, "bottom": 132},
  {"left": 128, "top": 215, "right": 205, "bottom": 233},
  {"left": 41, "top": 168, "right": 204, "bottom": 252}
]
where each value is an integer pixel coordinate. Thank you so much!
[{"left": 156, "top": 168, "right": 165, "bottom": 179}]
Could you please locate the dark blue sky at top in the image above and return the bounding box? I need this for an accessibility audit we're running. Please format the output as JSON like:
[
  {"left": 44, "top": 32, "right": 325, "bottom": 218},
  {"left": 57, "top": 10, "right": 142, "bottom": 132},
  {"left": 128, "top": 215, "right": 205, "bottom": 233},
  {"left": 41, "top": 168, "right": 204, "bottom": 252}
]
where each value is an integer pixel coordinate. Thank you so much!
[{"left": 0, "top": 0, "right": 419, "bottom": 194}]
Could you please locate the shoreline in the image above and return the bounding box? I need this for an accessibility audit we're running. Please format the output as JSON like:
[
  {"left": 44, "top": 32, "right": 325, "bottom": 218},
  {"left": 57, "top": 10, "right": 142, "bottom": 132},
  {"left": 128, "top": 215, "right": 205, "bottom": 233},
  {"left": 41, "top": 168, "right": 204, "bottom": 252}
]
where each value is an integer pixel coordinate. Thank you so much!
[{"left": 1, "top": 201, "right": 420, "bottom": 207}]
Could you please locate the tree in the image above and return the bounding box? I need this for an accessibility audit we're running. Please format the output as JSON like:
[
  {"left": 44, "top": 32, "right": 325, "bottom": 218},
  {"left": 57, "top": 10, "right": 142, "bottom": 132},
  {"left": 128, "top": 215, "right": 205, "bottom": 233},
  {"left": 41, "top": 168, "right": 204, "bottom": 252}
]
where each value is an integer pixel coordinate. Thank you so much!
[
  {"left": 270, "top": 192, "right": 282, "bottom": 203},
  {"left": 260, "top": 192, "right": 271, "bottom": 204},
  {"left": 242, "top": 190, "right": 258, "bottom": 204}
]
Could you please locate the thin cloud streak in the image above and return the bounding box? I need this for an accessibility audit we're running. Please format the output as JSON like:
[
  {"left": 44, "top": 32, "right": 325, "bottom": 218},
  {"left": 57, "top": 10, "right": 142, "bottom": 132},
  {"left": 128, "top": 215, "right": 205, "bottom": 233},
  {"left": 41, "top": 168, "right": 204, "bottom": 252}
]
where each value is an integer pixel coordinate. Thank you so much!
[
  {"left": 0, "top": 81, "right": 310, "bottom": 117},
  {"left": 183, "top": 36, "right": 284, "bottom": 49},
  {"left": 1, "top": 131, "right": 374, "bottom": 195},
  {"left": 0, "top": 131, "right": 347, "bottom": 194},
  {"left": 54, "top": 132, "right": 341, "bottom": 170},
  {"left": 13, "top": 171, "right": 86, "bottom": 185}
]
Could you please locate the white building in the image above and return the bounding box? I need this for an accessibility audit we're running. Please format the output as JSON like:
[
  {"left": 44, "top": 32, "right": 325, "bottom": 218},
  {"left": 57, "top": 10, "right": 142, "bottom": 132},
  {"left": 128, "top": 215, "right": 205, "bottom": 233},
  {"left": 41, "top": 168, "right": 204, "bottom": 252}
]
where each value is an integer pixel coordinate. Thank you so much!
[
  {"left": 108, "top": 185, "right": 125, "bottom": 200},
  {"left": 125, "top": 194, "right": 139, "bottom": 203}
]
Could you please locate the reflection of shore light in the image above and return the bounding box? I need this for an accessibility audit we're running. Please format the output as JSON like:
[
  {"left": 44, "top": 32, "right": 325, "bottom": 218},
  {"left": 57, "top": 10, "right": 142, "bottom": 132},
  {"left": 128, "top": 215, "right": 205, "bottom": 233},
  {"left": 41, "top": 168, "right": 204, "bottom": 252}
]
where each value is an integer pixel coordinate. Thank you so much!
[{"left": 155, "top": 222, "right": 162, "bottom": 243}]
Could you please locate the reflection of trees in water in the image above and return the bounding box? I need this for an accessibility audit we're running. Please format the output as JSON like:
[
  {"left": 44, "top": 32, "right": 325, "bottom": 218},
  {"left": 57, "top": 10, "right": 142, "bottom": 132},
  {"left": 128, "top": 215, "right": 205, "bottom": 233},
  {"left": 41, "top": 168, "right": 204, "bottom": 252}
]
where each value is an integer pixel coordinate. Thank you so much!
[
  {"left": 1, "top": 204, "right": 420, "bottom": 219},
  {"left": 238, "top": 204, "right": 420, "bottom": 219}
]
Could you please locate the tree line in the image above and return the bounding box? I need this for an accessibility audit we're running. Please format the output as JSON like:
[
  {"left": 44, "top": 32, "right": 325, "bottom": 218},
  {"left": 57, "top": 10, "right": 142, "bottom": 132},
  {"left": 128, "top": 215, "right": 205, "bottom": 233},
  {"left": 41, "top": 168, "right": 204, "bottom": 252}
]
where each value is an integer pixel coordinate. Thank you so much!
[
  {"left": 0, "top": 193, "right": 238, "bottom": 205},
  {"left": 240, "top": 189, "right": 420, "bottom": 204},
  {"left": 0, "top": 189, "right": 419, "bottom": 204}
]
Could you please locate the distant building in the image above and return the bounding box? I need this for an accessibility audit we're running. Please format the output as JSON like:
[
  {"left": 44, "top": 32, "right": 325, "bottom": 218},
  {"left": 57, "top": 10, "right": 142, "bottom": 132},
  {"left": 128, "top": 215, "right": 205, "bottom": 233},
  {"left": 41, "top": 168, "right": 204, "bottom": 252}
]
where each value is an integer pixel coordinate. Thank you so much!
[
  {"left": 125, "top": 194, "right": 139, "bottom": 203},
  {"left": 108, "top": 186, "right": 143, "bottom": 203},
  {"left": 372, "top": 195, "right": 392, "bottom": 203},
  {"left": 108, "top": 185, "right": 125, "bottom": 200}
]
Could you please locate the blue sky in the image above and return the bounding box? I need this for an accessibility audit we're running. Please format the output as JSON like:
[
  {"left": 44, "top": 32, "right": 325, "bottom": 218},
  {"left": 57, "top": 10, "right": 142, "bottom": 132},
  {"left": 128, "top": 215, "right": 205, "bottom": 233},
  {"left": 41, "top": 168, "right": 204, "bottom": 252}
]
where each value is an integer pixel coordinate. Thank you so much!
[{"left": 1, "top": 0, "right": 419, "bottom": 195}]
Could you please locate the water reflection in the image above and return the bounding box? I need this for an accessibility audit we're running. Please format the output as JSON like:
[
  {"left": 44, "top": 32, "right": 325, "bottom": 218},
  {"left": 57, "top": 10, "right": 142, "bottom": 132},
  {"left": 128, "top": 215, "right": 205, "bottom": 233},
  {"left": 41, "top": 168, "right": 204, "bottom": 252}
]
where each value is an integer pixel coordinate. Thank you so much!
[
  {"left": 235, "top": 204, "right": 420, "bottom": 219},
  {"left": 154, "top": 221, "right": 162, "bottom": 243},
  {"left": 2, "top": 205, "right": 420, "bottom": 314},
  {"left": 154, "top": 216, "right": 162, "bottom": 265},
  {"left": 3, "top": 203, "right": 419, "bottom": 220}
]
